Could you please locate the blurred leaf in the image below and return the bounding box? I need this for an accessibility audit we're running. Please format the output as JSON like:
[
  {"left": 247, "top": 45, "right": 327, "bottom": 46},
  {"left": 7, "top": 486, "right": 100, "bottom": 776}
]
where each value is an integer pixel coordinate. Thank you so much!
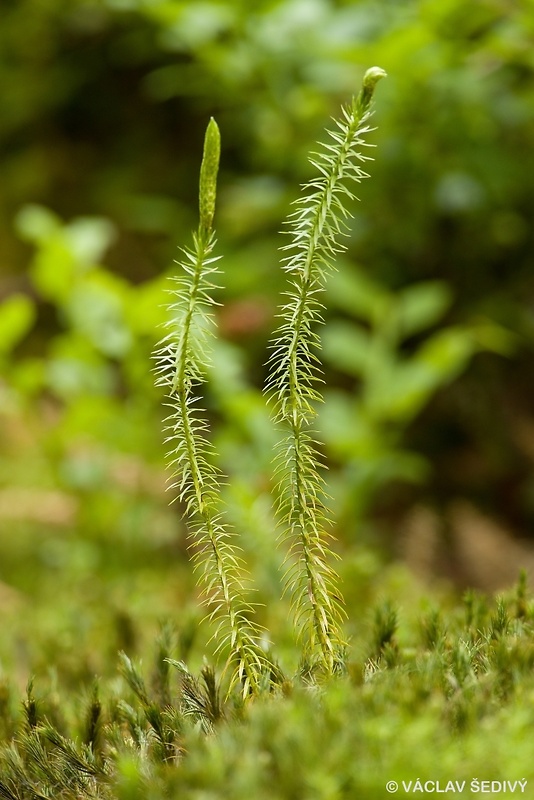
[
  {"left": 414, "top": 326, "right": 477, "bottom": 383},
  {"left": 321, "top": 390, "right": 429, "bottom": 504},
  {"left": 396, "top": 281, "right": 452, "bottom": 339},
  {"left": 65, "top": 270, "right": 132, "bottom": 358},
  {"left": 208, "top": 339, "right": 276, "bottom": 478},
  {"left": 46, "top": 335, "right": 116, "bottom": 398},
  {"left": 166, "top": 2, "right": 236, "bottom": 49},
  {"left": 64, "top": 217, "right": 116, "bottom": 266},
  {"left": 18, "top": 208, "right": 116, "bottom": 303},
  {"left": 15, "top": 204, "right": 61, "bottom": 243},
  {"left": 434, "top": 171, "right": 485, "bottom": 213},
  {"left": 11, "top": 357, "right": 46, "bottom": 396},
  {"left": 29, "top": 236, "right": 77, "bottom": 303},
  {"left": 320, "top": 391, "right": 374, "bottom": 458},
  {"left": 322, "top": 321, "right": 372, "bottom": 377},
  {"left": 471, "top": 319, "right": 518, "bottom": 356},
  {"left": 327, "top": 266, "right": 391, "bottom": 324},
  {"left": 367, "top": 360, "right": 446, "bottom": 423},
  {"left": 0, "top": 294, "right": 36, "bottom": 355},
  {"left": 128, "top": 276, "right": 168, "bottom": 338}
]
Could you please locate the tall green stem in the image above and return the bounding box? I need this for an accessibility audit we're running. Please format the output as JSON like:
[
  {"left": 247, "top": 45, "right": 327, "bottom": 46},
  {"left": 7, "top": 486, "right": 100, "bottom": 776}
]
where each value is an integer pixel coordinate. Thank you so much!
[
  {"left": 267, "top": 68, "right": 386, "bottom": 672},
  {"left": 156, "top": 119, "right": 268, "bottom": 696}
]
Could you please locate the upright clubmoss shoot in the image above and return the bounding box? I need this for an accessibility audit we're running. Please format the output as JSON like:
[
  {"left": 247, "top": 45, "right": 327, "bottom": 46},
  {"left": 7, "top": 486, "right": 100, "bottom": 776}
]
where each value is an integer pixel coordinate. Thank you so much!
[
  {"left": 156, "top": 68, "right": 386, "bottom": 687},
  {"left": 154, "top": 118, "right": 270, "bottom": 697},
  {"left": 265, "top": 67, "right": 386, "bottom": 673}
]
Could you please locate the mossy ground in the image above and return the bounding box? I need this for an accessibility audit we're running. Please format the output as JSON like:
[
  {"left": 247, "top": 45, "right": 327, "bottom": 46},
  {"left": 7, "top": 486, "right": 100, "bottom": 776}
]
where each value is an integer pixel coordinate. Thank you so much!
[{"left": 1, "top": 572, "right": 533, "bottom": 799}]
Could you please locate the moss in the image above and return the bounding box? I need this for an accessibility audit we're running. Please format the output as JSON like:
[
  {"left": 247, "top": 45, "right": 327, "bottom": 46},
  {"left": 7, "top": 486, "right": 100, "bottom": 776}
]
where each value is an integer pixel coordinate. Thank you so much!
[{"left": 1, "top": 580, "right": 534, "bottom": 798}]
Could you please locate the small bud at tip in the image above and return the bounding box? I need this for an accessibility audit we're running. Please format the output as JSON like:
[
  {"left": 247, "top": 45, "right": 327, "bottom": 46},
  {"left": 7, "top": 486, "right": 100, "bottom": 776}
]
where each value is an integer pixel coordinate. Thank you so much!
[
  {"left": 357, "top": 66, "right": 387, "bottom": 114},
  {"left": 363, "top": 66, "right": 387, "bottom": 90},
  {"left": 199, "top": 117, "right": 221, "bottom": 235}
]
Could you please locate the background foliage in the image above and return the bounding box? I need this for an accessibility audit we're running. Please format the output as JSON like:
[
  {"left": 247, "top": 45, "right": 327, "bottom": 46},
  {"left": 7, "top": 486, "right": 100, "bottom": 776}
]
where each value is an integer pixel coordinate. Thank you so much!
[{"left": 1, "top": 0, "right": 534, "bottom": 703}]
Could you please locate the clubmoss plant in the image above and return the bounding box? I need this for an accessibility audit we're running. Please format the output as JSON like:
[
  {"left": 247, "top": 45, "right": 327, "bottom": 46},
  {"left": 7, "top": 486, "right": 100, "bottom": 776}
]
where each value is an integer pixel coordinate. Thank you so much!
[
  {"left": 266, "top": 66, "right": 387, "bottom": 672},
  {"left": 154, "top": 118, "right": 270, "bottom": 696},
  {"left": 155, "top": 69, "right": 386, "bottom": 693}
]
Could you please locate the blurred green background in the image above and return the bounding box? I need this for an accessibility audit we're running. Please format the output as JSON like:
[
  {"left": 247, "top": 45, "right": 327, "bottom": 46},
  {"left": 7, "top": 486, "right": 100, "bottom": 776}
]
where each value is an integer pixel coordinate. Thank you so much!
[{"left": 1, "top": 0, "right": 534, "bottom": 685}]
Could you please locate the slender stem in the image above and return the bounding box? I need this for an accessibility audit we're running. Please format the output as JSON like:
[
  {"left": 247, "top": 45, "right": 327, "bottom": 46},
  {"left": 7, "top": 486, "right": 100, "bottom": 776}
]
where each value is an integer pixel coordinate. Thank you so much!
[
  {"left": 172, "top": 233, "right": 264, "bottom": 694},
  {"left": 270, "top": 68, "right": 386, "bottom": 671},
  {"left": 158, "top": 119, "right": 268, "bottom": 695}
]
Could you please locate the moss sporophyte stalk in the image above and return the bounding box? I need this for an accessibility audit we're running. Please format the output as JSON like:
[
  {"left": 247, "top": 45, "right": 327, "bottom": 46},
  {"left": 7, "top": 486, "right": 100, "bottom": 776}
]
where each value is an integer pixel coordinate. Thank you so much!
[{"left": 155, "top": 67, "right": 386, "bottom": 694}]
